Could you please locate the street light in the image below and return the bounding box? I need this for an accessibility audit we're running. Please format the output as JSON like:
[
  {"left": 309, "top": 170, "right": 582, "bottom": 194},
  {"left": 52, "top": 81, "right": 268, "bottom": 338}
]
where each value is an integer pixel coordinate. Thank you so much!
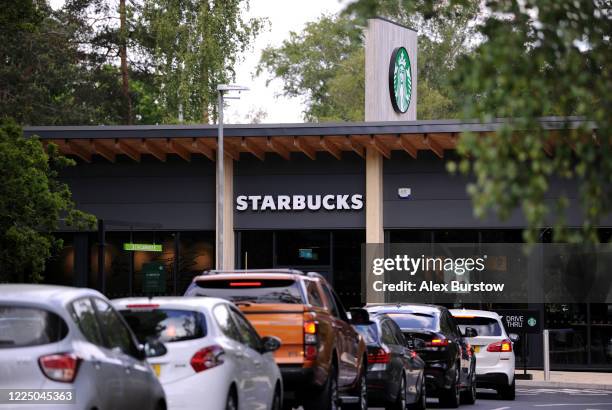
[{"left": 216, "top": 84, "right": 249, "bottom": 270}]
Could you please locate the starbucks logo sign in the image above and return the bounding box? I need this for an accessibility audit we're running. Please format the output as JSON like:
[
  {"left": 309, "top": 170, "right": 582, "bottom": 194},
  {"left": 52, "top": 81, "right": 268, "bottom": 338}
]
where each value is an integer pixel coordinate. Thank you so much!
[{"left": 389, "top": 46, "right": 412, "bottom": 113}]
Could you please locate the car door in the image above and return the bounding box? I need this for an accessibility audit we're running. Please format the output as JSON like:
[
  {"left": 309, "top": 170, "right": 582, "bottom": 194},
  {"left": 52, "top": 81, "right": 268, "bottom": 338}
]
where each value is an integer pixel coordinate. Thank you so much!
[
  {"left": 70, "top": 297, "right": 124, "bottom": 410},
  {"left": 388, "top": 319, "right": 419, "bottom": 401},
  {"left": 228, "top": 306, "right": 275, "bottom": 410},
  {"left": 329, "top": 287, "right": 360, "bottom": 389},
  {"left": 92, "top": 298, "right": 153, "bottom": 410},
  {"left": 212, "top": 303, "right": 256, "bottom": 410},
  {"left": 449, "top": 314, "right": 472, "bottom": 386}
]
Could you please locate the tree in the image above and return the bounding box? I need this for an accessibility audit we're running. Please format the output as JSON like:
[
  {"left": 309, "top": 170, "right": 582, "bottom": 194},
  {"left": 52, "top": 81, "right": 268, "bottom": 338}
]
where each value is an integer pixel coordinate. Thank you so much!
[
  {"left": 0, "top": 121, "right": 96, "bottom": 282},
  {"left": 445, "top": 0, "right": 611, "bottom": 243},
  {"left": 139, "top": 0, "right": 265, "bottom": 123}
]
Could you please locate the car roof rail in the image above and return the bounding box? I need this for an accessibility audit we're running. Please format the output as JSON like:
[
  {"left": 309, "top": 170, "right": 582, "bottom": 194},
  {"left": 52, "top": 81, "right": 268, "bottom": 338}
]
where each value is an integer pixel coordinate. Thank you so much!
[{"left": 199, "top": 268, "right": 306, "bottom": 276}]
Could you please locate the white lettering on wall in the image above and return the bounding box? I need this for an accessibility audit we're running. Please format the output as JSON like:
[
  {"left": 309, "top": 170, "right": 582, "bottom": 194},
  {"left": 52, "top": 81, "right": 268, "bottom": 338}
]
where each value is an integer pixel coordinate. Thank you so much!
[{"left": 235, "top": 194, "right": 364, "bottom": 212}]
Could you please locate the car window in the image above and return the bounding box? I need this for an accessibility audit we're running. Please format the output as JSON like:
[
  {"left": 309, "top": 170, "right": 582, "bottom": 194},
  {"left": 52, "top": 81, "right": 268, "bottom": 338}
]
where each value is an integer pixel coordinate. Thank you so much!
[
  {"left": 386, "top": 312, "right": 437, "bottom": 330},
  {"left": 354, "top": 323, "right": 379, "bottom": 345},
  {"left": 330, "top": 289, "right": 350, "bottom": 322},
  {"left": 192, "top": 279, "right": 304, "bottom": 304},
  {"left": 71, "top": 298, "right": 103, "bottom": 346},
  {"left": 320, "top": 285, "right": 340, "bottom": 318},
  {"left": 388, "top": 320, "right": 406, "bottom": 345},
  {"left": 212, "top": 304, "right": 241, "bottom": 342},
  {"left": 448, "top": 315, "right": 461, "bottom": 338},
  {"left": 92, "top": 298, "right": 138, "bottom": 357},
  {"left": 120, "top": 308, "right": 206, "bottom": 344},
  {"left": 455, "top": 316, "right": 502, "bottom": 336},
  {"left": 0, "top": 306, "right": 68, "bottom": 348},
  {"left": 439, "top": 312, "right": 453, "bottom": 335},
  {"left": 228, "top": 307, "right": 262, "bottom": 351},
  {"left": 381, "top": 321, "right": 398, "bottom": 345},
  {"left": 306, "top": 281, "right": 325, "bottom": 308}
]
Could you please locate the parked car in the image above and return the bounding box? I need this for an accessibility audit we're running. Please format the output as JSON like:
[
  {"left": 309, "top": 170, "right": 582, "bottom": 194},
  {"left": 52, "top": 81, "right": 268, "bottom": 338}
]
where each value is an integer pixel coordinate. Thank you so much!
[
  {"left": 352, "top": 310, "right": 426, "bottom": 410},
  {"left": 451, "top": 309, "right": 516, "bottom": 400},
  {"left": 113, "top": 297, "right": 283, "bottom": 410},
  {"left": 185, "top": 269, "right": 368, "bottom": 410},
  {"left": 367, "top": 303, "right": 477, "bottom": 408},
  {"left": 0, "top": 284, "right": 166, "bottom": 410}
]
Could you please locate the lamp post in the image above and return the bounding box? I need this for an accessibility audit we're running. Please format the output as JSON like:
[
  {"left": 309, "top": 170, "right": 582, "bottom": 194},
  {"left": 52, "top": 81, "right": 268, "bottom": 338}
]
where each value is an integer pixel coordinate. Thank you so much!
[{"left": 216, "top": 84, "right": 249, "bottom": 270}]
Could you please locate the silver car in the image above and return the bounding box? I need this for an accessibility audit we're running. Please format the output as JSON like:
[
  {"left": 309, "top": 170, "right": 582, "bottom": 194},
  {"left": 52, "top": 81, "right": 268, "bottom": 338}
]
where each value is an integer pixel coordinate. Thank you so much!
[{"left": 0, "top": 284, "right": 166, "bottom": 410}]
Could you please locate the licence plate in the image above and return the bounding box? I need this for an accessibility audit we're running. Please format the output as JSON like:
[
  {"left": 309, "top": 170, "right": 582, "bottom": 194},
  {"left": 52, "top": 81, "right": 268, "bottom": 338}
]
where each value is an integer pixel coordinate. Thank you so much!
[
  {"left": 152, "top": 364, "right": 161, "bottom": 377},
  {"left": 474, "top": 346, "right": 481, "bottom": 353}
]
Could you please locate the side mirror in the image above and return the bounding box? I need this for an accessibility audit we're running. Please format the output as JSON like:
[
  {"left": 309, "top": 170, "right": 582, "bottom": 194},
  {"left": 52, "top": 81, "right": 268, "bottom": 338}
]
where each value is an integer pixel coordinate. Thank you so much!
[
  {"left": 142, "top": 339, "right": 167, "bottom": 359},
  {"left": 509, "top": 333, "right": 520, "bottom": 343},
  {"left": 464, "top": 327, "right": 478, "bottom": 338},
  {"left": 349, "top": 308, "right": 370, "bottom": 325},
  {"left": 261, "top": 336, "right": 281, "bottom": 353}
]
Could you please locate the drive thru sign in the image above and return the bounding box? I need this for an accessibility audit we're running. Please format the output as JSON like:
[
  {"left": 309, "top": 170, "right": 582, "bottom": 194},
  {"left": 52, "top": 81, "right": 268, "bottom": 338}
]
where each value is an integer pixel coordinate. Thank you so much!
[{"left": 496, "top": 309, "right": 542, "bottom": 334}]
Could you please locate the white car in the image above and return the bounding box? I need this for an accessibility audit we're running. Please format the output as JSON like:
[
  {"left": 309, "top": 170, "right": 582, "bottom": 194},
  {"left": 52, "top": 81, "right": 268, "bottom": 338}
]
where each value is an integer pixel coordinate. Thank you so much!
[
  {"left": 112, "top": 297, "right": 283, "bottom": 410},
  {"left": 450, "top": 309, "right": 516, "bottom": 400}
]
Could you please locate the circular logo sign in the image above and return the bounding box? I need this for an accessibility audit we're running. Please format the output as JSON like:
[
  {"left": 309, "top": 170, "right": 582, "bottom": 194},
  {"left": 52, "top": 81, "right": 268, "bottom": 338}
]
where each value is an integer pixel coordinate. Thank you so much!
[
  {"left": 389, "top": 46, "right": 412, "bottom": 113},
  {"left": 527, "top": 317, "right": 537, "bottom": 327}
]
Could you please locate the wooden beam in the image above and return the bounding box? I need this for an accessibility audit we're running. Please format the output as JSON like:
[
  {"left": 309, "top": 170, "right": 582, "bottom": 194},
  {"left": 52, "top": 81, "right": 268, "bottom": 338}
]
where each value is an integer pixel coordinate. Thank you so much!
[
  {"left": 169, "top": 139, "right": 191, "bottom": 162},
  {"left": 241, "top": 138, "right": 265, "bottom": 161},
  {"left": 346, "top": 137, "right": 364, "bottom": 158},
  {"left": 92, "top": 140, "right": 116, "bottom": 163},
  {"left": 192, "top": 139, "right": 215, "bottom": 161},
  {"left": 369, "top": 136, "right": 390, "bottom": 159},
  {"left": 423, "top": 134, "right": 444, "bottom": 158},
  {"left": 66, "top": 140, "right": 92, "bottom": 163},
  {"left": 399, "top": 135, "right": 418, "bottom": 159},
  {"left": 222, "top": 142, "right": 240, "bottom": 161},
  {"left": 115, "top": 140, "right": 141, "bottom": 162},
  {"left": 293, "top": 137, "right": 316, "bottom": 160},
  {"left": 320, "top": 137, "right": 342, "bottom": 160},
  {"left": 143, "top": 139, "right": 166, "bottom": 162},
  {"left": 267, "top": 138, "right": 291, "bottom": 160}
]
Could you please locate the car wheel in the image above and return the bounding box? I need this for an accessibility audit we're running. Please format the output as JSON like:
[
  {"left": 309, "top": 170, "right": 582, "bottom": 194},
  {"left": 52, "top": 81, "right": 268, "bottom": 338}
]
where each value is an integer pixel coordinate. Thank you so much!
[
  {"left": 407, "top": 379, "right": 426, "bottom": 410},
  {"left": 386, "top": 375, "right": 406, "bottom": 410},
  {"left": 346, "top": 363, "right": 368, "bottom": 410},
  {"left": 460, "top": 366, "right": 476, "bottom": 405},
  {"left": 439, "top": 365, "right": 460, "bottom": 408},
  {"left": 304, "top": 363, "right": 339, "bottom": 410},
  {"left": 225, "top": 389, "right": 238, "bottom": 410},
  {"left": 498, "top": 378, "right": 516, "bottom": 400}
]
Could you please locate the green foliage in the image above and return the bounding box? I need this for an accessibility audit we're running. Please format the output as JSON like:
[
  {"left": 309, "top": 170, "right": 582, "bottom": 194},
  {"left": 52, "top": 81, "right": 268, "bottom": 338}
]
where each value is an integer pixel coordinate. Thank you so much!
[
  {"left": 447, "top": 0, "right": 611, "bottom": 243},
  {"left": 0, "top": 121, "right": 96, "bottom": 282}
]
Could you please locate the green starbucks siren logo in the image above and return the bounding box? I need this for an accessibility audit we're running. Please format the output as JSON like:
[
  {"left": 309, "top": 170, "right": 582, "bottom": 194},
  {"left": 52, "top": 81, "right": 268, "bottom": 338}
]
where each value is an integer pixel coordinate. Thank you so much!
[{"left": 389, "top": 46, "right": 412, "bottom": 113}]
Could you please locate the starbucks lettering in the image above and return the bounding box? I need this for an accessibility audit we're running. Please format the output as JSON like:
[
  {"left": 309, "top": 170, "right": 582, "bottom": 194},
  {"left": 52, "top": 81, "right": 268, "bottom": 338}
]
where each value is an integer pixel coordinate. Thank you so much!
[{"left": 236, "top": 194, "right": 363, "bottom": 212}]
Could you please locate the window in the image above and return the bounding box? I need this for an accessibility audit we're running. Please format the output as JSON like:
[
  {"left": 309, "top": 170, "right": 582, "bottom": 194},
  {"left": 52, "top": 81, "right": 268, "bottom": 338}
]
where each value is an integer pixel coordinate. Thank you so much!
[
  {"left": 381, "top": 321, "right": 399, "bottom": 345},
  {"left": 321, "top": 285, "right": 340, "bottom": 318},
  {"left": 0, "top": 306, "right": 68, "bottom": 348},
  {"left": 193, "top": 279, "right": 304, "bottom": 304},
  {"left": 386, "top": 313, "right": 437, "bottom": 330},
  {"left": 306, "top": 281, "right": 325, "bottom": 308},
  {"left": 389, "top": 320, "right": 407, "bottom": 345},
  {"left": 229, "top": 307, "right": 262, "bottom": 351},
  {"left": 120, "top": 309, "right": 206, "bottom": 344},
  {"left": 330, "top": 289, "right": 350, "bottom": 322},
  {"left": 71, "top": 298, "right": 103, "bottom": 346},
  {"left": 455, "top": 317, "right": 502, "bottom": 337},
  {"left": 212, "top": 304, "right": 241, "bottom": 342},
  {"left": 354, "top": 324, "right": 378, "bottom": 345},
  {"left": 92, "top": 298, "right": 138, "bottom": 357}
]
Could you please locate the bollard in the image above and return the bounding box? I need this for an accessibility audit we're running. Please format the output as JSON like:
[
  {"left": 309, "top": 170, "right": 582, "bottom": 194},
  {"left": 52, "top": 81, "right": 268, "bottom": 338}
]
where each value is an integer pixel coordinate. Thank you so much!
[{"left": 543, "top": 329, "right": 550, "bottom": 381}]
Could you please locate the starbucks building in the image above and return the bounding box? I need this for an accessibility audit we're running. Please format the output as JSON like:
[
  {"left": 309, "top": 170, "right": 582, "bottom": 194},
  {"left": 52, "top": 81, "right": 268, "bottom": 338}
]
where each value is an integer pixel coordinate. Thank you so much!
[{"left": 26, "top": 18, "right": 611, "bottom": 370}]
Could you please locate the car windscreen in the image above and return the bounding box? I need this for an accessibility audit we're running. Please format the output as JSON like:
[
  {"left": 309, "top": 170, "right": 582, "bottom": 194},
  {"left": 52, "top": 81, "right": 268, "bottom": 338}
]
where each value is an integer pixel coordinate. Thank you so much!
[
  {"left": 354, "top": 323, "right": 379, "bottom": 345},
  {"left": 386, "top": 312, "right": 437, "bottom": 330},
  {"left": 455, "top": 316, "right": 502, "bottom": 337},
  {"left": 0, "top": 306, "right": 68, "bottom": 348},
  {"left": 193, "top": 279, "right": 304, "bottom": 304},
  {"left": 119, "top": 308, "right": 206, "bottom": 343}
]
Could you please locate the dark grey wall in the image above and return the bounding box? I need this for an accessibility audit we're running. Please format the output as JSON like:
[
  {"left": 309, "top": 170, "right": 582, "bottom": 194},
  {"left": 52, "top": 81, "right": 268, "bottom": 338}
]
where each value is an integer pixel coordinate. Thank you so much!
[
  {"left": 61, "top": 156, "right": 216, "bottom": 230},
  {"left": 234, "top": 152, "right": 365, "bottom": 229}
]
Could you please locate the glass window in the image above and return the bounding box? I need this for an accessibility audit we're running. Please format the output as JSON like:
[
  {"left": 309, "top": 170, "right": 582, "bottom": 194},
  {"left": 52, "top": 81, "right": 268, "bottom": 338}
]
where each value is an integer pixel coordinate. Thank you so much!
[
  {"left": 389, "top": 320, "right": 406, "bottom": 345},
  {"left": 179, "top": 231, "right": 215, "bottom": 294},
  {"left": 212, "top": 304, "right": 241, "bottom": 342},
  {"left": 192, "top": 279, "right": 304, "bottom": 304},
  {"left": 386, "top": 313, "right": 437, "bottom": 330},
  {"left": 71, "top": 298, "right": 103, "bottom": 346},
  {"left": 321, "top": 285, "right": 340, "bottom": 318},
  {"left": 92, "top": 298, "right": 138, "bottom": 357},
  {"left": 120, "top": 308, "right": 206, "bottom": 344},
  {"left": 355, "top": 324, "right": 379, "bottom": 345},
  {"left": 332, "top": 230, "right": 365, "bottom": 308},
  {"left": 229, "top": 307, "right": 262, "bottom": 351},
  {"left": 0, "top": 306, "right": 68, "bottom": 348},
  {"left": 381, "top": 321, "right": 399, "bottom": 345},
  {"left": 276, "top": 231, "right": 330, "bottom": 266},
  {"left": 306, "top": 281, "right": 325, "bottom": 308},
  {"left": 455, "top": 317, "right": 502, "bottom": 337},
  {"left": 239, "top": 231, "right": 273, "bottom": 269}
]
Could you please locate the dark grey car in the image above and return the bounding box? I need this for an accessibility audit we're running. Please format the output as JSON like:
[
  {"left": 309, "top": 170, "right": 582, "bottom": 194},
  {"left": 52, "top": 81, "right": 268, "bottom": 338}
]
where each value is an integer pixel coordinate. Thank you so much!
[
  {"left": 0, "top": 285, "right": 166, "bottom": 410},
  {"left": 354, "top": 313, "right": 426, "bottom": 410}
]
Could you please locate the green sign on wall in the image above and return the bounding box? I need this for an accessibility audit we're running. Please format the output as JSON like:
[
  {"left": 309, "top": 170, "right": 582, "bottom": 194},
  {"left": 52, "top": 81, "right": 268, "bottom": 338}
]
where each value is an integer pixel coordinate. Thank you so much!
[
  {"left": 142, "top": 262, "right": 166, "bottom": 293},
  {"left": 123, "top": 243, "right": 162, "bottom": 252},
  {"left": 389, "top": 46, "right": 412, "bottom": 114}
]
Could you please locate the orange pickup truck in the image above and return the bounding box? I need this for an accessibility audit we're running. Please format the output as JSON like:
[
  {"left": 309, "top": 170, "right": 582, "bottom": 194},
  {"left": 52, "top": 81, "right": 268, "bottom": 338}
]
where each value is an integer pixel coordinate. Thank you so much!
[{"left": 185, "top": 269, "right": 368, "bottom": 410}]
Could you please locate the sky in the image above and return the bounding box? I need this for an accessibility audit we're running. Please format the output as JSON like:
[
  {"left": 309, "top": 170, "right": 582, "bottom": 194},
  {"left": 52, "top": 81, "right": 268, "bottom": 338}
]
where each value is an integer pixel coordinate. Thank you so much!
[{"left": 49, "top": 0, "right": 348, "bottom": 124}]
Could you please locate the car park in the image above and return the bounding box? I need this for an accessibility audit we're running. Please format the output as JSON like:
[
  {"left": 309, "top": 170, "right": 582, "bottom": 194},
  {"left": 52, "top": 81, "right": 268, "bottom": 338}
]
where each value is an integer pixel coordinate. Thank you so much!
[
  {"left": 451, "top": 309, "right": 516, "bottom": 400},
  {"left": 0, "top": 284, "right": 166, "bottom": 410},
  {"left": 367, "top": 303, "right": 477, "bottom": 408},
  {"left": 185, "top": 269, "right": 368, "bottom": 410},
  {"left": 352, "top": 310, "right": 426, "bottom": 410},
  {"left": 113, "top": 297, "right": 283, "bottom": 410}
]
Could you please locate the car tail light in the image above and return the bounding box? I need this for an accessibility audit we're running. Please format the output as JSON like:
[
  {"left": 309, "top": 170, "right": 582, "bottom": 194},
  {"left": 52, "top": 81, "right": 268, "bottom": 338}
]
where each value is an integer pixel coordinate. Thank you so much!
[
  {"left": 191, "top": 345, "right": 225, "bottom": 372},
  {"left": 39, "top": 353, "right": 80, "bottom": 383},
  {"left": 368, "top": 347, "right": 390, "bottom": 364},
  {"left": 487, "top": 339, "right": 513, "bottom": 353},
  {"left": 304, "top": 320, "right": 318, "bottom": 345},
  {"left": 409, "top": 350, "right": 418, "bottom": 359},
  {"left": 466, "top": 343, "right": 473, "bottom": 357},
  {"left": 229, "top": 281, "right": 261, "bottom": 287},
  {"left": 126, "top": 304, "right": 159, "bottom": 309},
  {"left": 304, "top": 345, "right": 318, "bottom": 360},
  {"left": 427, "top": 338, "right": 449, "bottom": 347}
]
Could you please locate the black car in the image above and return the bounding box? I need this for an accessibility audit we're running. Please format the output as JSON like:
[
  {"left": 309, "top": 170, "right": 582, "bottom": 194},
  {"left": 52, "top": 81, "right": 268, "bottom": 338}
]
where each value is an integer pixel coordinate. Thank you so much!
[
  {"left": 366, "top": 304, "right": 478, "bottom": 408},
  {"left": 352, "top": 311, "right": 426, "bottom": 410}
]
